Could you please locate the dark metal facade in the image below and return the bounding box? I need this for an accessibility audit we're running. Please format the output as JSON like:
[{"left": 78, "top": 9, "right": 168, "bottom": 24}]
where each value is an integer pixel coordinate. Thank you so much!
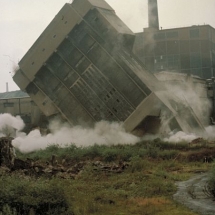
[{"left": 133, "top": 25, "right": 215, "bottom": 79}]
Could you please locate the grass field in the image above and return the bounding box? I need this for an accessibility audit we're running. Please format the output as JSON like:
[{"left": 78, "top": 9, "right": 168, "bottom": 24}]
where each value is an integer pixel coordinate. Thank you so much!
[{"left": 0, "top": 139, "right": 214, "bottom": 215}]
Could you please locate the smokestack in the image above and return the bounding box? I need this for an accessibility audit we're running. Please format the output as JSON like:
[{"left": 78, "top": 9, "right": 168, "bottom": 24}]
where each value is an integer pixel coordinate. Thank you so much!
[
  {"left": 6, "top": 82, "right": 9, "bottom": 92},
  {"left": 148, "top": 0, "right": 159, "bottom": 30}
]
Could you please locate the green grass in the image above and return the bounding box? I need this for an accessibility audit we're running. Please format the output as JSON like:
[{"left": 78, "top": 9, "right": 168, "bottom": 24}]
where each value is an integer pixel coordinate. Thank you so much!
[
  {"left": 1, "top": 139, "right": 214, "bottom": 214},
  {"left": 15, "top": 139, "right": 185, "bottom": 162}
]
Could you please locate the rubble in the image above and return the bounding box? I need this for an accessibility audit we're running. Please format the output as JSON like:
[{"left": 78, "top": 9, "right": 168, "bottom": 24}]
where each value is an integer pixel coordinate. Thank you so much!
[
  {"left": 92, "top": 160, "right": 129, "bottom": 173},
  {"left": 189, "top": 138, "right": 205, "bottom": 145},
  {"left": 0, "top": 140, "right": 129, "bottom": 178},
  {"left": 14, "top": 159, "right": 129, "bottom": 179}
]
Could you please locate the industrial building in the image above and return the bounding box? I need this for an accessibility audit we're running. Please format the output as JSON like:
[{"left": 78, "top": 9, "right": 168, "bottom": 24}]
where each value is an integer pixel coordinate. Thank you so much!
[
  {"left": 12, "top": 0, "right": 206, "bottom": 135},
  {"left": 0, "top": 90, "right": 43, "bottom": 129},
  {"left": 133, "top": 1, "right": 215, "bottom": 79},
  {"left": 133, "top": 25, "right": 215, "bottom": 79},
  {"left": 132, "top": 0, "right": 215, "bottom": 122}
]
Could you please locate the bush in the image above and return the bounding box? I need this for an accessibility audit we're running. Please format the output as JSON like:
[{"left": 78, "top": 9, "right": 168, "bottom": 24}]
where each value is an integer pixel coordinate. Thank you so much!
[
  {"left": 0, "top": 176, "right": 69, "bottom": 215},
  {"left": 102, "top": 148, "right": 118, "bottom": 162},
  {"left": 0, "top": 204, "right": 17, "bottom": 215},
  {"left": 159, "top": 150, "right": 178, "bottom": 160},
  {"left": 128, "top": 156, "right": 149, "bottom": 173}
]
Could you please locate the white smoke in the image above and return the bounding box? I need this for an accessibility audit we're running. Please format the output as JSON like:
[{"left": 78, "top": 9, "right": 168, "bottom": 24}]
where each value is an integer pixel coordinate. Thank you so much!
[
  {"left": 163, "top": 131, "right": 198, "bottom": 143},
  {"left": 205, "top": 126, "right": 215, "bottom": 139},
  {"left": 157, "top": 74, "right": 213, "bottom": 143},
  {"left": 163, "top": 125, "right": 215, "bottom": 143},
  {"left": 156, "top": 72, "right": 211, "bottom": 127},
  {"left": 106, "top": 0, "right": 148, "bottom": 32},
  {"left": 2, "top": 110, "right": 215, "bottom": 154},
  {"left": 12, "top": 120, "right": 140, "bottom": 153},
  {"left": 0, "top": 113, "right": 25, "bottom": 137}
]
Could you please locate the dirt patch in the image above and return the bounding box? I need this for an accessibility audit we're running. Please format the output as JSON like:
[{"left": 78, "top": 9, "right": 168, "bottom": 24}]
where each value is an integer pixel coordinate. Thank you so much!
[
  {"left": 174, "top": 173, "right": 215, "bottom": 215},
  {"left": 131, "top": 197, "right": 170, "bottom": 206}
]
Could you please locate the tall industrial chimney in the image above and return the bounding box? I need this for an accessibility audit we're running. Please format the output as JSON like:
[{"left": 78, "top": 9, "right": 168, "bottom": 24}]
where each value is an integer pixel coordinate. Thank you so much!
[
  {"left": 148, "top": 0, "right": 159, "bottom": 30},
  {"left": 6, "top": 82, "right": 9, "bottom": 92}
]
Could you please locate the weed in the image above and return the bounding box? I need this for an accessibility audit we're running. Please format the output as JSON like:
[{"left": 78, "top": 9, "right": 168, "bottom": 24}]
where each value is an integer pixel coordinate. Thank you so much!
[{"left": 3, "top": 140, "right": 211, "bottom": 215}]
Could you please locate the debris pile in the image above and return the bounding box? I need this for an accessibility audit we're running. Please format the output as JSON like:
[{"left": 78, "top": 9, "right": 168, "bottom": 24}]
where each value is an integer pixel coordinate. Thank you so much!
[
  {"left": 10, "top": 159, "right": 129, "bottom": 179},
  {"left": 0, "top": 138, "right": 129, "bottom": 178},
  {"left": 92, "top": 160, "right": 129, "bottom": 174}
]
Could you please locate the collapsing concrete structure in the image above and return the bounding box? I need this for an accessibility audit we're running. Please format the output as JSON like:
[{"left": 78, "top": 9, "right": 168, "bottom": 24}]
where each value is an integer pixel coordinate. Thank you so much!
[{"left": 13, "top": 0, "right": 205, "bottom": 135}]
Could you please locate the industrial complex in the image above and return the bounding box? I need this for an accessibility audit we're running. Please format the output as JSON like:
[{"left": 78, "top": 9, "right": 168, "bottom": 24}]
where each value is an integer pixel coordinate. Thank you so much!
[{"left": 1, "top": 0, "right": 215, "bottom": 136}]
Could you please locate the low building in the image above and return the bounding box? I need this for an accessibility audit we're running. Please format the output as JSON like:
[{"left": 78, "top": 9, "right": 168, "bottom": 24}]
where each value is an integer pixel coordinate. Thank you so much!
[
  {"left": 0, "top": 90, "right": 43, "bottom": 130},
  {"left": 133, "top": 25, "right": 215, "bottom": 79}
]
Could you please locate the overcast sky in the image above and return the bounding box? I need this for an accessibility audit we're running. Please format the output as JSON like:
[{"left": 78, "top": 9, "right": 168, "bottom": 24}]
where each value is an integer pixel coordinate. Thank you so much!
[{"left": 0, "top": 0, "right": 215, "bottom": 93}]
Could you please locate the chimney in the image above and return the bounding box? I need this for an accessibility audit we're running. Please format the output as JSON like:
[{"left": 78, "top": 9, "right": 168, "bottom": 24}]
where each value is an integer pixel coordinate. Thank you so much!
[
  {"left": 148, "top": 0, "right": 159, "bottom": 30},
  {"left": 6, "top": 82, "right": 9, "bottom": 92}
]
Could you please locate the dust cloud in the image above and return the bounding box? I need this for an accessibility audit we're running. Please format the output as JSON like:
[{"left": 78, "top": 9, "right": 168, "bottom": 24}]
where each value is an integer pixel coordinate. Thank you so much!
[
  {"left": 155, "top": 72, "right": 213, "bottom": 142},
  {"left": 1, "top": 109, "right": 215, "bottom": 153},
  {"left": 164, "top": 131, "right": 198, "bottom": 143},
  {"left": 11, "top": 117, "right": 140, "bottom": 153},
  {"left": 157, "top": 73, "right": 211, "bottom": 126},
  {"left": 0, "top": 113, "right": 24, "bottom": 137}
]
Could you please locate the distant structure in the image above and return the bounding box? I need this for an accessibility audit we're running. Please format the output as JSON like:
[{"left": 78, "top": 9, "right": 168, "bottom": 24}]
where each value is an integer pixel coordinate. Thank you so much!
[
  {"left": 6, "top": 83, "right": 9, "bottom": 92},
  {"left": 148, "top": 0, "right": 159, "bottom": 30},
  {"left": 12, "top": 0, "right": 206, "bottom": 135},
  {"left": 132, "top": 0, "right": 215, "bottom": 122},
  {"left": 133, "top": 1, "right": 215, "bottom": 79},
  {"left": 0, "top": 91, "right": 43, "bottom": 130}
]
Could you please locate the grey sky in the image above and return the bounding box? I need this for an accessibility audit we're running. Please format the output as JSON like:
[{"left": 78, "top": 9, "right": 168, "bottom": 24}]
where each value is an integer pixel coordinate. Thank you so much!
[{"left": 0, "top": 0, "right": 215, "bottom": 92}]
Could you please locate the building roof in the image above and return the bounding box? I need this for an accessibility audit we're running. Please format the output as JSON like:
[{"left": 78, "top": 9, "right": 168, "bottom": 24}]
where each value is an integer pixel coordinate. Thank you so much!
[{"left": 0, "top": 90, "right": 29, "bottom": 99}]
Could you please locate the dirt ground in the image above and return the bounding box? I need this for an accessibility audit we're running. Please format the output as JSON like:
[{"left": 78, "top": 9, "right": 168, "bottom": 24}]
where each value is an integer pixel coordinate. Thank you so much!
[{"left": 174, "top": 173, "right": 215, "bottom": 215}]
